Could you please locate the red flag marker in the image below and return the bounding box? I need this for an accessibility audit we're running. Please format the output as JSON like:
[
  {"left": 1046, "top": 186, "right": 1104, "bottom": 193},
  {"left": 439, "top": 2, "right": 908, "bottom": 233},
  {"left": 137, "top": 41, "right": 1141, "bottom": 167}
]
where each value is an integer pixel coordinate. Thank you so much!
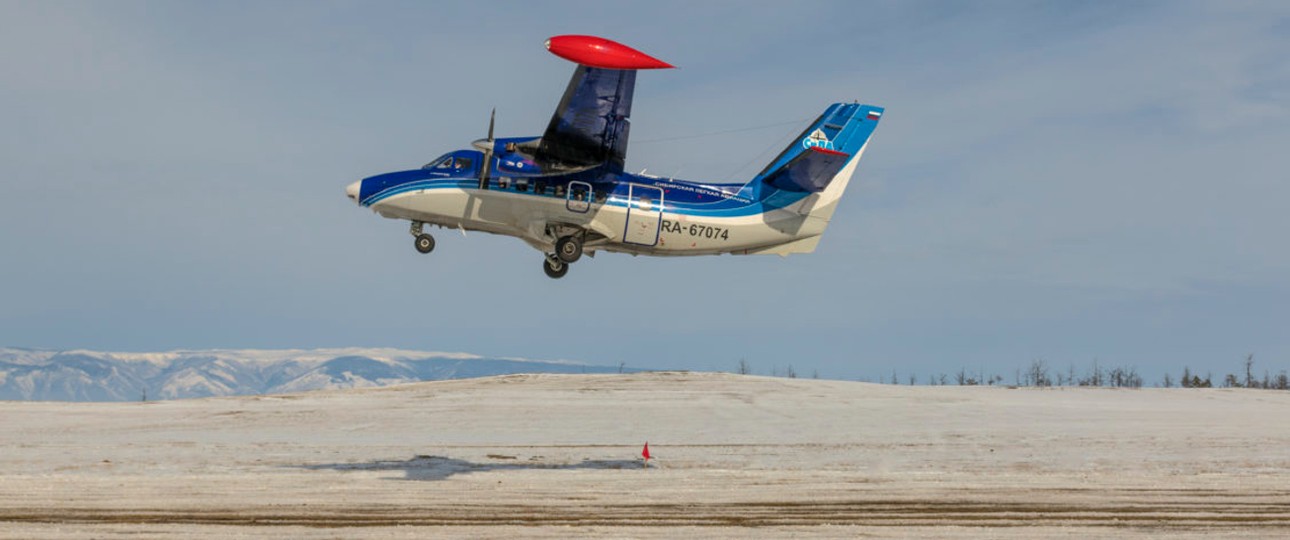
[{"left": 642, "top": 442, "right": 651, "bottom": 468}]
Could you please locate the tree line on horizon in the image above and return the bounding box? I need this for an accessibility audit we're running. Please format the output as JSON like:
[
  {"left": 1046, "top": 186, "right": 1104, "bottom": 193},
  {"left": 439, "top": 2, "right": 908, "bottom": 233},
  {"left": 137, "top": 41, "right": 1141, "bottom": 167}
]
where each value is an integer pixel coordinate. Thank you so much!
[{"left": 734, "top": 354, "right": 1290, "bottom": 390}]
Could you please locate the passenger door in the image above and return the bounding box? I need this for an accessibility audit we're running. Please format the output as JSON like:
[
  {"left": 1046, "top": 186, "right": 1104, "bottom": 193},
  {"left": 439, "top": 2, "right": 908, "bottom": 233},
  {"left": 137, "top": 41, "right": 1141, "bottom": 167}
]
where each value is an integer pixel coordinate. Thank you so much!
[{"left": 623, "top": 184, "right": 663, "bottom": 246}]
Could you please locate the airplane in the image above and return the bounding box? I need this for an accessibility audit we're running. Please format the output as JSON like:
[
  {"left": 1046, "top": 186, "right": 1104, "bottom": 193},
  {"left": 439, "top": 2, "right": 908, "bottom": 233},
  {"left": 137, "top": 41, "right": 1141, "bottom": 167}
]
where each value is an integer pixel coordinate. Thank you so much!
[{"left": 346, "top": 35, "right": 883, "bottom": 279}]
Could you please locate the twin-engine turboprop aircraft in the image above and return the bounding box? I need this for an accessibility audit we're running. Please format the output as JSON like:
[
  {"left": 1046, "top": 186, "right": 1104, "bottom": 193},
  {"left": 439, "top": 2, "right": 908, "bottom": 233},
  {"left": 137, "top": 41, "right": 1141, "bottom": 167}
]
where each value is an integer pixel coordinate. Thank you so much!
[{"left": 346, "top": 35, "right": 884, "bottom": 278}]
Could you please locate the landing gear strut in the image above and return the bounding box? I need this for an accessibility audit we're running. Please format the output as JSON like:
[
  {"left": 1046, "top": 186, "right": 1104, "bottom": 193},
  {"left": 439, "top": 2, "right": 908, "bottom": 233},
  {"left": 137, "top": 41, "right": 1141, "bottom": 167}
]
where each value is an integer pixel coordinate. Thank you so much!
[
  {"left": 543, "top": 255, "right": 569, "bottom": 279},
  {"left": 411, "top": 221, "right": 435, "bottom": 254},
  {"left": 555, "top": 235, "right": 583, "bottom": 263}
]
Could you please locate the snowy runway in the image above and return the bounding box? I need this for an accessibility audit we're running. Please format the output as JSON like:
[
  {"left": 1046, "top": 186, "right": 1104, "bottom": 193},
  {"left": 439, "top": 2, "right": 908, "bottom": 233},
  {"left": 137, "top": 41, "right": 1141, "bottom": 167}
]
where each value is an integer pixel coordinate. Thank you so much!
[{"left": 2, "top": 373, "right": 1288, "bottom": 538}]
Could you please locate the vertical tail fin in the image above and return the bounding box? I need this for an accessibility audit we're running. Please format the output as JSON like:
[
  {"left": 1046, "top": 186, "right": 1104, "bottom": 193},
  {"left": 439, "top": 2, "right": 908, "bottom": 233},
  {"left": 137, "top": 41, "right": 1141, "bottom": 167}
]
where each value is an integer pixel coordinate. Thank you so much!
[{"left": 754, "top": 102, "right": 883, "bottom": 220}]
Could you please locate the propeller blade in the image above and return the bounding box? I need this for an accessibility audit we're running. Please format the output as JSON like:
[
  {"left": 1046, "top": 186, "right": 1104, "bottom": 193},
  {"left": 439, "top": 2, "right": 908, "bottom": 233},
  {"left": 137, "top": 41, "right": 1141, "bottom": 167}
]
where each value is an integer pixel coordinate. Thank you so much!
[{"left": 479, "top": 108, "right": 496, "bottom": 190}]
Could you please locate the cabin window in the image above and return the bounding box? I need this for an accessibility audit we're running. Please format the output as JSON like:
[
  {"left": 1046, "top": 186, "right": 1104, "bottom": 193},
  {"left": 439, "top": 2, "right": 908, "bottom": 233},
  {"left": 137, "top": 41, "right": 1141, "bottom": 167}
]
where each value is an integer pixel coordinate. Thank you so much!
[
  {"left": 570, "top": 184, "right": 588, "bottom": 201},
  {"left": 595, "top": 191, "right": 608, "bottom": 204},
  {"left": 515, "top": 179, "right": 529, "bottom": 192},
  {"left": 454, "top": 157, "right": 473, "bottom": 171},
  {"left": 533, "top": 180, "right": 546, "bottom": 195},
  {"left": 555, "top": 184, "right": 566, "bottom": 197},
  {"left": 498, "top": 177, "right": 509, "bottom": 190}
]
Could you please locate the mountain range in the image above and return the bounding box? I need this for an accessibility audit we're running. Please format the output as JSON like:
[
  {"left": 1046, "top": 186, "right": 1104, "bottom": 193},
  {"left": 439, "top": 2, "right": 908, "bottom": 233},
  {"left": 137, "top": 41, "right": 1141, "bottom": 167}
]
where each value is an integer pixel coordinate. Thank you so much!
[{"left": 0, "top": 348, "right": 631, "bottom": 401}]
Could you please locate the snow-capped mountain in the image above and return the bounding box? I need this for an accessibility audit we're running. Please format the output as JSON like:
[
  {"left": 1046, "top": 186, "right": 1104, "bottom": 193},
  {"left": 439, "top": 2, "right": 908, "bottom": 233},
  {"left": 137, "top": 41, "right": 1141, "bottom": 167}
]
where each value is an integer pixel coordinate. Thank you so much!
[{"left": 0, "top": 348, "right": 631, "bottom": 401}]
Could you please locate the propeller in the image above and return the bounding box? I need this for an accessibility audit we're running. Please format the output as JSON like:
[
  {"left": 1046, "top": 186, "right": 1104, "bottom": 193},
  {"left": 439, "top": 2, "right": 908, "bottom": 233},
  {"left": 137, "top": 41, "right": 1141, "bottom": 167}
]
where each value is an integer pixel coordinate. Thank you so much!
[{"left": 475, "top": 108, "right": 496, "bottom": 189}]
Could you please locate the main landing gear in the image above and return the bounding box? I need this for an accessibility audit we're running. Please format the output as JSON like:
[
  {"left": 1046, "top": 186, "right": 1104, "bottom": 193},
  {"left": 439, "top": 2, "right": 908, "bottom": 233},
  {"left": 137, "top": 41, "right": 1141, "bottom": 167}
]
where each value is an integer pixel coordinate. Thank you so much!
[
  {"left": 555, "top": 234, "right": 583, "bottom": 263},
  {"left": 543, "top": 254, "right": 569, "bottom": 279},
  {"left": 410, "top": 221, "right": 435, "bottom": 254},
  {"left": 542, "top": 233, "right": 585, "bottom": 279}
]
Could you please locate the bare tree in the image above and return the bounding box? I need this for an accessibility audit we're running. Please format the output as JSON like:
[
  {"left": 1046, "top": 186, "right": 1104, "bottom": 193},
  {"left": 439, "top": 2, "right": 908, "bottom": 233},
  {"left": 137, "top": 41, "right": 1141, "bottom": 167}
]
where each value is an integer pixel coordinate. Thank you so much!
[
  {"left": 953, "top": 368, "right": 984, "bottom": 386},
  {"left": 737, "top": 358, "right": 751, "bottom": 375},
  {"left": 787, "top": 365, "right": 797, "bottom": 379},
  {"left": 1027, "top": 359, "right": 1051, "bottom": 387},
  {"left": 1245, "top": 354, "right": 1256, "bottom": 389},
  {"left": 908, "top": 373, "right": 917, "bottom": 386},
  {"left": 1224, "top": 373, "right": 1241, "bottom": 388},
  {"left": 1122, "top": 367, "right": 1143, "bottom": 388},
  {"left": 1186, "top": 372, "right": 1213, "bottom": 388},
  {"left": 1162, "top": 372, "right": 1174, "bottom": 388}
]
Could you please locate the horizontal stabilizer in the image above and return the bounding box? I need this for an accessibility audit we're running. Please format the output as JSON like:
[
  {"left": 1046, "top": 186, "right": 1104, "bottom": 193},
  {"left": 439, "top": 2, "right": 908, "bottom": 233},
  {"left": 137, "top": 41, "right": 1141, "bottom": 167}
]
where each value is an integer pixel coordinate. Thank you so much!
[{"left": 762, "top": 146, "right": 851, "bottom": 193}]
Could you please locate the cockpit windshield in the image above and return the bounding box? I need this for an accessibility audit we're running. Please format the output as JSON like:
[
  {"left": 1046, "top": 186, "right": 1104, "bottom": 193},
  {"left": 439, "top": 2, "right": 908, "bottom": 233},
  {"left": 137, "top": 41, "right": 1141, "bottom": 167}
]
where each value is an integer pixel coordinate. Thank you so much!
[
  {"left": 421, "top": 151, "right": 479, "bottom": 175},
  {"left": 421, "top": 154, "right": 454, "bottom": 170}
]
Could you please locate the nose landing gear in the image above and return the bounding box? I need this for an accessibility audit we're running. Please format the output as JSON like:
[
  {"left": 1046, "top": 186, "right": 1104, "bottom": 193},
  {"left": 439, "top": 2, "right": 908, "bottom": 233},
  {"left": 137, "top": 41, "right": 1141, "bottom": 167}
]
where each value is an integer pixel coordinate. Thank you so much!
[
  {"left": 410, "top": 221, "right": 435, "bottom": 254},
  {"left": 414, "top": 234, "right": 435, "bottom": 254}
]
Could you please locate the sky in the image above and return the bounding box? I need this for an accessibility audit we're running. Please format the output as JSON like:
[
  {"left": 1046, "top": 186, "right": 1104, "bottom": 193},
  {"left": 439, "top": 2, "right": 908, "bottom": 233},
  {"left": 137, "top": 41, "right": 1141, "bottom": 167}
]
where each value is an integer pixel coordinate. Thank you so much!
[{"left": 1, "top": 1, "right": 1288, "bottom": 382}]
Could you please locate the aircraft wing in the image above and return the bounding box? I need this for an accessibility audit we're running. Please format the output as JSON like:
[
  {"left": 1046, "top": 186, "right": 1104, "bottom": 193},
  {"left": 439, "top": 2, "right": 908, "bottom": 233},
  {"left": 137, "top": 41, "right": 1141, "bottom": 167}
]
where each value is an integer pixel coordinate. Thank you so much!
[
  {"left": 533, "top": 36, "right": 673, "bottom": 173},
  {"left": 535, "top": 67, "right": 636, "bottom": 172}
]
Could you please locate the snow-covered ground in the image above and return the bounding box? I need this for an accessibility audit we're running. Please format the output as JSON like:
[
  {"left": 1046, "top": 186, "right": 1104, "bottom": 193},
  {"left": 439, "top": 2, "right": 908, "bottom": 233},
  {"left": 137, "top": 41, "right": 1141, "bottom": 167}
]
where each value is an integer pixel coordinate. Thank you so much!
[{"left": 1, "top": 372, "right": 1287, "bottom": 538}]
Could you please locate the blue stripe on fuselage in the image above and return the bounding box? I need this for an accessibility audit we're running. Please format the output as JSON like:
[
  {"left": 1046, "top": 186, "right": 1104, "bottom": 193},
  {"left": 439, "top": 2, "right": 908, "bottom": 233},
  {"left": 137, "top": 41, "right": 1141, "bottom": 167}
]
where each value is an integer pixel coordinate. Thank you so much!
[{"left": 359, "top": 171, "right": 811, "bottom": 218}]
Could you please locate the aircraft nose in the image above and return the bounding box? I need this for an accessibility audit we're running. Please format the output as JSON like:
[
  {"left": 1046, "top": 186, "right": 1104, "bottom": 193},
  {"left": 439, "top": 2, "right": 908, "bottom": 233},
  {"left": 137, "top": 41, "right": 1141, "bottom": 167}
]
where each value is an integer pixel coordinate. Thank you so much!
[{"left": 346, "top": 180, "right": 361, "bottom": 204}]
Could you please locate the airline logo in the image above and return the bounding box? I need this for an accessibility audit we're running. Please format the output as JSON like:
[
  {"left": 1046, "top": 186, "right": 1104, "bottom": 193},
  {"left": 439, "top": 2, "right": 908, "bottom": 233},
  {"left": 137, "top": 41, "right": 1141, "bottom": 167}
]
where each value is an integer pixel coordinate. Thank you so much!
[{"left": 802, "top": 128, "right": 834, "bottom": 150}]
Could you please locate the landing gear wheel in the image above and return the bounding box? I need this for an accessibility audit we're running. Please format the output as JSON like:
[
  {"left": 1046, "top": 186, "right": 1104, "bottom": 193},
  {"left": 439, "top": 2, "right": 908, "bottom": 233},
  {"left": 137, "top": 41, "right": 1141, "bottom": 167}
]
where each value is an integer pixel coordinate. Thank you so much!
[
  {"left": 555, "top": 235, "right": 582, "bottom": 263},
  {"left": 543, "top": 256, "right": 569, "bottom": 279},
  {"left": 414, "top": 234, "right": 435, "bottom": 254}
]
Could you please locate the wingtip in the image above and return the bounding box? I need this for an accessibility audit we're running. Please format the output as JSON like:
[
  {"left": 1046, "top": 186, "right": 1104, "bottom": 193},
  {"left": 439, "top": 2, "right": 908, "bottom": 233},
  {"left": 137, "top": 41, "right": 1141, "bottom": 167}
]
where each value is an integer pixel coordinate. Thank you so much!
[{"left": 545, "top": 35, "right": 674, "bottom": 70}]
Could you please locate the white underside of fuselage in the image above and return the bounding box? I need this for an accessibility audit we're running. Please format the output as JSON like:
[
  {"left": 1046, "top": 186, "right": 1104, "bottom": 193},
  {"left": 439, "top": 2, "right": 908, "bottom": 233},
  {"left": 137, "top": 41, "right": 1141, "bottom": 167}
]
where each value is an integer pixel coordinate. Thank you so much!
[{"left": 367, "top": 187, "right": 827, "bottom": 257}]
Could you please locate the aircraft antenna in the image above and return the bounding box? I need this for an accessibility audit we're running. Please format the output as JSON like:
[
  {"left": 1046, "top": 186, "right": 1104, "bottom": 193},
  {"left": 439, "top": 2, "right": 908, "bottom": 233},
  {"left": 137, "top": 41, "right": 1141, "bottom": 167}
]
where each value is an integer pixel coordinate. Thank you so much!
[{"left": 721, "top": 121, "right": 808, "bottom": 183}]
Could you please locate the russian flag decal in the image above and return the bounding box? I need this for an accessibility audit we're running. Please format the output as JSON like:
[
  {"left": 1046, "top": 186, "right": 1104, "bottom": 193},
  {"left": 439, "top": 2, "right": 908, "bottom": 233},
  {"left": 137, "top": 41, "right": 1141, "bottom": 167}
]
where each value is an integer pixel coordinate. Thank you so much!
[{"left": 866, "top": 110, "right": 882, "bottom": 120}]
